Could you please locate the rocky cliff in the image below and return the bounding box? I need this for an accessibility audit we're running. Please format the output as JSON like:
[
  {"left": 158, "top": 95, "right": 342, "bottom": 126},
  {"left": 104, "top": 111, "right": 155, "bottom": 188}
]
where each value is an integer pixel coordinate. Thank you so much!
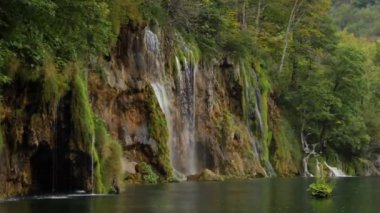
[{"left": 0, "top": 23, "right": 304, "bottom": 197}]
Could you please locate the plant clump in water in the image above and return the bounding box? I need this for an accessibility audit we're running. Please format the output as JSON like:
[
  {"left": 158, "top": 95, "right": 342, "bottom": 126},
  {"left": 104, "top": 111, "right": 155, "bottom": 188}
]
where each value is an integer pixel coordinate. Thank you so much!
[{"left": 308, "top": 165, "right": 335, "bottom": 199}]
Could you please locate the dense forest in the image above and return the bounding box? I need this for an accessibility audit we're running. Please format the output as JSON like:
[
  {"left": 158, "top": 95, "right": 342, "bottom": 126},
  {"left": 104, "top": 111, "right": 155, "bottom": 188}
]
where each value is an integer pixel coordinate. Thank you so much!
[{"left": 0, "top": 0, "right": 380, "bottom": 197}]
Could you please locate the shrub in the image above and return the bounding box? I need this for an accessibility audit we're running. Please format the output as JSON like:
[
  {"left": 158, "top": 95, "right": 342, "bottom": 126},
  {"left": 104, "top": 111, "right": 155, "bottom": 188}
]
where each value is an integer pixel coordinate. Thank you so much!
[
  {"left": 308, "top": 165, "right": 335, "bottom": 199},
  {"left": 308, "top": 178, "right": 334, "bottom": 198},
  {"left": 137, "top": 162, "right": 159, "bottom": 184}
]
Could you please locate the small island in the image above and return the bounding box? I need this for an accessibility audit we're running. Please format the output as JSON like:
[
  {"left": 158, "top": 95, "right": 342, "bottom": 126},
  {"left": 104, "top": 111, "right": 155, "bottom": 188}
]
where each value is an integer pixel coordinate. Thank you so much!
[
  {"left": 308, "top": 164, "right": 335, "bottom": 199},
  {"left": 308, "top": 178, "right": 334, "bottom": 198}
]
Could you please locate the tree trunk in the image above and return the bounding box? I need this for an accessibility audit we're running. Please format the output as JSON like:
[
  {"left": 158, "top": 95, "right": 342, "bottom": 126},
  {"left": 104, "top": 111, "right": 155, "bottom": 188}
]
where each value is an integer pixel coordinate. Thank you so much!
[
  {"left": 255, "top": 0, "right": 262, "bottom": 36},
  {"left": 278, "top": 0, "right": 302, "bottom": 73}
]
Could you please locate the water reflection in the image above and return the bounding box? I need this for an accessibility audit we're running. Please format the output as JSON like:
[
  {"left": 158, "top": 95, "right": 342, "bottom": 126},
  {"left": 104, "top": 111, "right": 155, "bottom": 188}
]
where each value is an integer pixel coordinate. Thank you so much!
[{"left": 1, "top": 177, "right": 380, "bottom": 213}]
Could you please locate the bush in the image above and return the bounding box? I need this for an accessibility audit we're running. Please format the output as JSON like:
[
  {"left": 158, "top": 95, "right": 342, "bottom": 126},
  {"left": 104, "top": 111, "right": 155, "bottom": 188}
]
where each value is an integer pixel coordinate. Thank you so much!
[
  {"left": 308, "top": 179, "right": 334, "bottom": 198},
  {"left": 137, "top": 162, "right": 159, "bottom": 184},
  {"left": 308, "top": 164, "right": 335, "bottom": 199}
]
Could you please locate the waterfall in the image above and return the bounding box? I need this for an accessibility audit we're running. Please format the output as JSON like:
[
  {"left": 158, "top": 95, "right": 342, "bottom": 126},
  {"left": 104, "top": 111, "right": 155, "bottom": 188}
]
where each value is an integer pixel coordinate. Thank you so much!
[
  {"left": 175, "top": 52, "right": 198, "bottom": 175},
  {"left": 251, "top": 69, "right": 265, "bottom": 135},
  {"left": 145, "top": 30, "right": 160, "bottom": 55},
  {"left": 145, "top": 28, "right": 199, "bottom": 176},
  {"left": 301, "top": 132, "right": 318, "bottom": 177},
  {"left": 250, "top": 68, "right": 276, "bottom": 177},
  {"left": 324, "top": 162, "right": 348, "bottom": 177},
  {"left": 151, "top": 83, "right": 187, "bottom": 181},
  {"left": 151, "top": 83, "right": 171, "bottom": 121}
]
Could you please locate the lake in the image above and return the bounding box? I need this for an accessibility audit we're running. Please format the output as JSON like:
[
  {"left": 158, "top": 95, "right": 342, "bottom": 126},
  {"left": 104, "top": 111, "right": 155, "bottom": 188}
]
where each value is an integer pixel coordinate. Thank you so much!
[{"left": 0, "top": 177, "right": 379, "bottom": 213}]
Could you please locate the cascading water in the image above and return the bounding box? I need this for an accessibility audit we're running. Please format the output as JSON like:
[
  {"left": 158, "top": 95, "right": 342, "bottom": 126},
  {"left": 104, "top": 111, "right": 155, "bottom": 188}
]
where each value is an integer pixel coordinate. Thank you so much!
[
  {"left": 251, "top": 69, "right": 264, "bottom": 135},
  {"left": 251, "top": 68, "right": 276, "bottom": 177},
  {"left": 151, "top": 83, "right": 171, "bottom": 121},
  {"left": 301, "top": 130, "right": 348, "bottom": 177},
  {"left": 144, "top": 28, "right": 199, "bottom": 176},
  {"left": 174, "top": 53, "right": 198, "bottom": 175},
  {"left": 324, "top": 162, "right": 348, "bottom": 177},
  {"left": 301, "top": 131, "right": 318, "bottom": 177}
]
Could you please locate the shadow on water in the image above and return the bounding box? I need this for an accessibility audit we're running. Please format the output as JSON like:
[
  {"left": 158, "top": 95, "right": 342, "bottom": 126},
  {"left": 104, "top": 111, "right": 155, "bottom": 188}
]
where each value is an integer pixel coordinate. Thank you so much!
[{"left": 1, "top": 177, "right": 380, "bottom": 213}]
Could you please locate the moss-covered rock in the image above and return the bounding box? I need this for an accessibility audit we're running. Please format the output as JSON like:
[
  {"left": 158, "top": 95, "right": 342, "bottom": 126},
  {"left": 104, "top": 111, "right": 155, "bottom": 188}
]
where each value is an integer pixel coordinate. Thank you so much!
[
  {"left": 70, "top": 69, "right": 95, "bottom": 153},
  {"left": 147, "top": 86, "right": 173, "bottom": 178},
  {"left": 199, "top": 169, "right": 224, "bottom": 181},
  {"left": 94, "top": 117, "right": 123, "bottom": 193}
]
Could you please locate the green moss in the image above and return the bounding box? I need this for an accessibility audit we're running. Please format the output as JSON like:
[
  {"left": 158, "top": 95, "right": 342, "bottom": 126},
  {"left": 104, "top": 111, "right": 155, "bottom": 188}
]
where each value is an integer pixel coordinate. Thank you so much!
[
  {"left": 272, "top": 117, "right": 302, "bottom": 175},
  {"left": 69, "top": 68, "right": 124, "bottom": 193},
  {"left": 137, "top": 162, "right": 159, "bottom": 184},
  {"left": 147, "top": 86, "right": 173, "bottom": 177},
  {"left": 215, "top": 109, "right": 234, "bottom": 144},
  {"left": 92, "top": 146, "right": 105, "bottom": 193},
  {"left": 41, "top": 62, "right": 69, "bottom": 108},
  {"left": 240, "top": 61, "right": 251, "bottom": 125},
  {"left": 256, "top": 63, "right": 271, "bottom": 162},
  {"left": 70, "top": 69, "right": 95, "bottom": 152},
  {"left": 94, "top": 117, "right": 123, "bottom": 193}
]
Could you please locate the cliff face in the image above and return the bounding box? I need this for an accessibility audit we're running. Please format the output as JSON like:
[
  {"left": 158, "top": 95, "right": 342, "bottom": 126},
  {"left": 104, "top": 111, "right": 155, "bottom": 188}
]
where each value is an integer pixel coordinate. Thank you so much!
[{"left": 0, "top": 24, "right": 302, "bottom": 197}]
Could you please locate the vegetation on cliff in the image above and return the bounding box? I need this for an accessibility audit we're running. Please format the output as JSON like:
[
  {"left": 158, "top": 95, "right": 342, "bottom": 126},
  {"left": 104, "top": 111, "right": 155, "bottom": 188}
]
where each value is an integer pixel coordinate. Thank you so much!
[
  {"left": 0, "top": 0, "right": 380, "bottom": 196},
  {"left": 147, "top": 86, "right": 172, "bottom": 178}
]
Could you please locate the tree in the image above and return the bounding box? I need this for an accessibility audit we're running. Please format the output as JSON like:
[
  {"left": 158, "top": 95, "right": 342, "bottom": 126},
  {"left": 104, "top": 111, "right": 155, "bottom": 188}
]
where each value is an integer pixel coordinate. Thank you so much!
[
  {"left": 0, "top": 0, "right": 114, "bottom": 71},
  {"left": 326, "top": 44, "right": 370, "bottom": 154}
]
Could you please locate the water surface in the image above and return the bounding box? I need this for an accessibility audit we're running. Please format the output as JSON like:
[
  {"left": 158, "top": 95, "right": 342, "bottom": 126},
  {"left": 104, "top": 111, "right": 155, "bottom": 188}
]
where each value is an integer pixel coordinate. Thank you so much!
[{"left": 0, "top": 177, "right": 379, "bottom": 213}]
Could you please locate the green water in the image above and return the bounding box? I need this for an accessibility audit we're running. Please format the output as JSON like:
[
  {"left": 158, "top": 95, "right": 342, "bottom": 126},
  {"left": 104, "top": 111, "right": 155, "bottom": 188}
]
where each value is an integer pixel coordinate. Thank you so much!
[{"left": 0, "top": 177, "right": 379, "bottom": 213}]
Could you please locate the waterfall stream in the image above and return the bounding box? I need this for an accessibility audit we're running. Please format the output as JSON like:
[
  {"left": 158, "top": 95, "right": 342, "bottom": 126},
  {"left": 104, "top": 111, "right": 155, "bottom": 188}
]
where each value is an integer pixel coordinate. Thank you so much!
[
  {"left": 324, "top": 162, "right": 348, "bottom": 177},
  {"left": 301, "top": 131, "right": 348, "bottom": 177},
  {"left": 301, "top": 132, "right": 318, "bottom": 177},
  {"left": 145, "top": 29, "right": 199, "bottom": 176},
  {"left": 251, "top": 68, "right": 276, "bottom": 177},
  {"left": 175, "top": 53, "right": 198, "bottom": 175},
  {"left": 251, "top": 70, "right": 265, "bottom": 135}
]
